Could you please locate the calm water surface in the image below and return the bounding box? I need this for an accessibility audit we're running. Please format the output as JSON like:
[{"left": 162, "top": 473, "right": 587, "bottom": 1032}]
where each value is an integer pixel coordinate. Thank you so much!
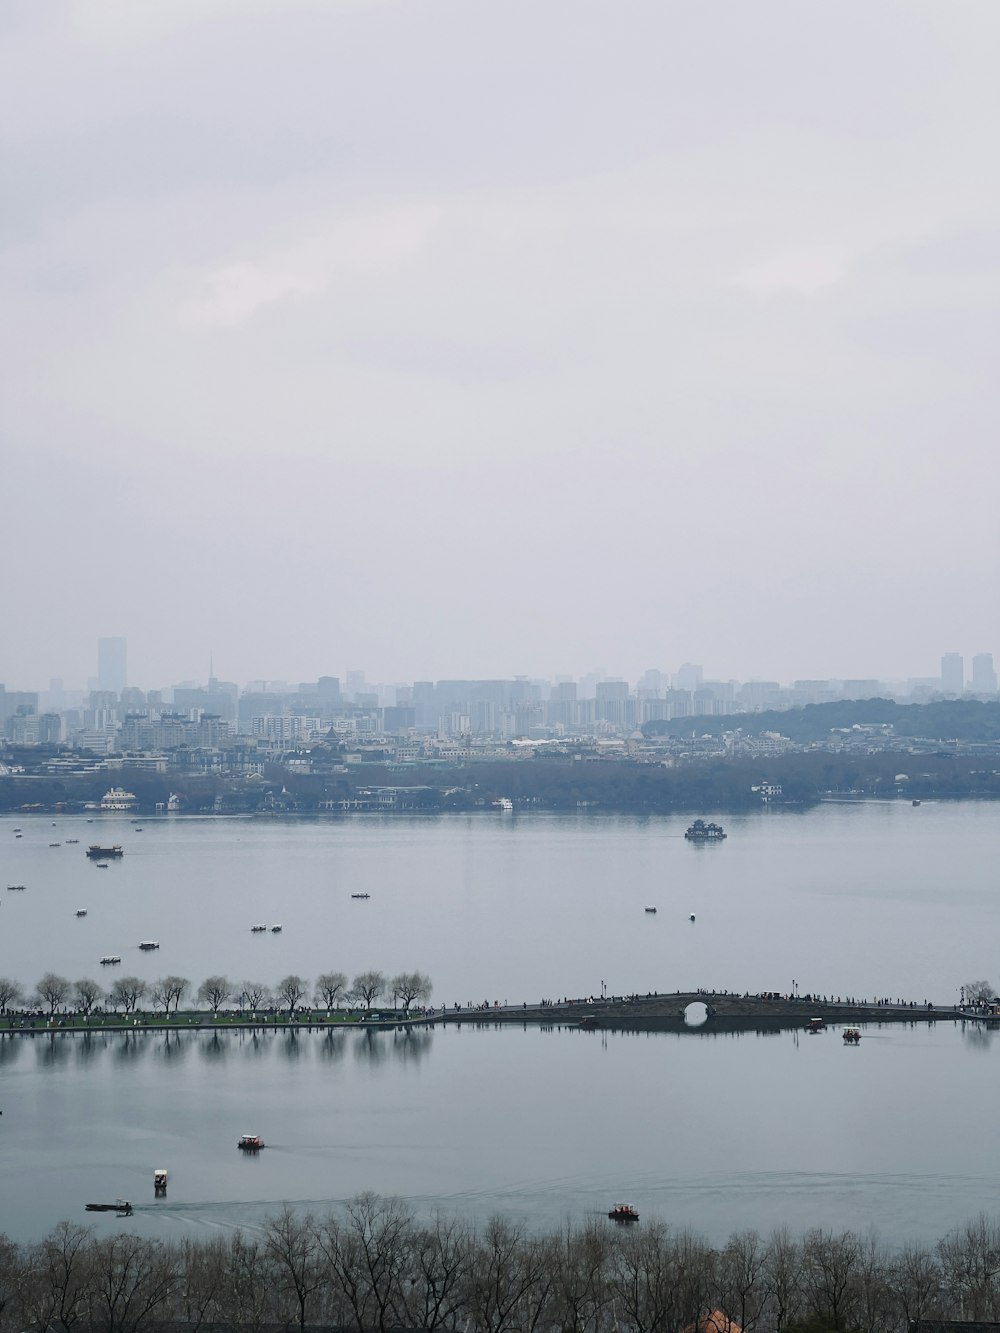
[{"left": 0, "top": 804, "right": 997, "bottom": 1242}]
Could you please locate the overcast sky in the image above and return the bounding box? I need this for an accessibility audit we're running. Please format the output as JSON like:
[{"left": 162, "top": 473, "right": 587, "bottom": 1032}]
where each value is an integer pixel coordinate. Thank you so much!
[{"left": 2, "top": 0, "right": 998, "bottom": 692}]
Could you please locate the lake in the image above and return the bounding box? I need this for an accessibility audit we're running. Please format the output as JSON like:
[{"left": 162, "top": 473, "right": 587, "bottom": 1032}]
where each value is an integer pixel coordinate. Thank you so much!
[{"left": 0, "top": 802, "right": 997, "bottom": 1243}]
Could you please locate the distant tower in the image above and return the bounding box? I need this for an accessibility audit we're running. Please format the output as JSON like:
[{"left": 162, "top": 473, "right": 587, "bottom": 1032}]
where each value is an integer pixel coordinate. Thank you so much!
[
  {"left": 971, "top": 653, "right": 998, "bottom": 694},
  {"left": 940, "top": 652, "right": 964, "bottom": 696},
  {"left": 97, "top": 637, "right": 127, "bottom": 695}
]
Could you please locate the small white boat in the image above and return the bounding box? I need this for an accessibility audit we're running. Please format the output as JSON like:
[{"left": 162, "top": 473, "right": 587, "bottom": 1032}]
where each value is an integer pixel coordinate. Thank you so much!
[
  {"left": 250, "top": 924, "right": 267, "bottom": 932},
  {"left": 76, "top": 909, "right": 88, "bottom": 917},
  {"left": 138, "top": 941, "right": 160, "bottom": 951},
  {"left": 99, "top": 955, "right": 122, "bottom": 965},
  {"left": 644, "top": 905, "right": 657, "bottom": 914},
  {"left": 843, "top": 1026, "right": 861, "bottom": 1044},
  {"left": 270, "top": 924, "right": 282, "bottom": 933}
]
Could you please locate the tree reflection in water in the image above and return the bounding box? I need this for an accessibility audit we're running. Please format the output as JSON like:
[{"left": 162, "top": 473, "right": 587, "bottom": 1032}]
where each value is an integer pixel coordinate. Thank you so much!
[
  {"left": 962, "top": 1024, "right": 995, "bottom": 1052},
  {"left": 200, "top": 1030, "right": 227, "bottom": 1061},
  {"left": 353, "top": 1029, "right": 387, "bottom": 1067},
  {"left": 319, "top": 1029, "right": 346, "bottom": 1064},
  {"left": 0, "top": 1034, "right": 23, "bottom": 1067}
]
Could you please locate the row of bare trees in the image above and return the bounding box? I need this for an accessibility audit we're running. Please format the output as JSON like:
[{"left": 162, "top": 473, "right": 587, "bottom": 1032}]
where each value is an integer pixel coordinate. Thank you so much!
[
  {"left": 4, "top": 1198, "right": 1000, "bottom": 1333},
  {"left": 0, "top": 970, "right": 432, "bottom": 1019}
]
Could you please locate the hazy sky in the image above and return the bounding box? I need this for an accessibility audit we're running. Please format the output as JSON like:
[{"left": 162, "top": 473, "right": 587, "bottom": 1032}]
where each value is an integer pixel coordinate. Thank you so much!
[{"left": 3, "top": 1, "right": 998, "bottom": 691}]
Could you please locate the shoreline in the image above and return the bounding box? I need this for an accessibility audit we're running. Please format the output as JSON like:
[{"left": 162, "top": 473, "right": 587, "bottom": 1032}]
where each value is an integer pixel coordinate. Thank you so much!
[{"left": 2, "top": 992, "right": 987, "bottom": 1038}]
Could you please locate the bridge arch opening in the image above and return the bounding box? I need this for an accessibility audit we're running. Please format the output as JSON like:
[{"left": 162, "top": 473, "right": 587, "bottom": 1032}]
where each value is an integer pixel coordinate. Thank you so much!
[{"left": 683, "top": 1001, "right": 709, "bottom": 1028}]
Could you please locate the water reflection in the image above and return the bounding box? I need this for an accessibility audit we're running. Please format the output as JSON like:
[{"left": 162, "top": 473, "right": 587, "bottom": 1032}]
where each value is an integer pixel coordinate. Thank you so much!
[
  {"left": 353, "top": 1030, "right": 387, "bottom": 1066},
  {"left": 392, "top": 1028, "right": 432, "bottom": 1063},
  {"left": 0, "top": 1035, "right": 22, "bottom": 1066},
  {"left": 280, "top": 1029, "right": 303, "bottom": 1060},
  {"left": 115, "top": 1032, "right": 148, "bottom": 1063},
  {"left": 201, "top": 1031, "right": 227, "bottom": 1060},
  {"left": 36, "top": 1033, "right": 72, "bottom": 1067},
  {"left": 962, "top": 1023, "right": 995, "bottom": 1052},
  {"left": 318, "top": 1030, "right": 346, "bottom": 1064},
  {"left": 74, "top": 1032, "right": 102, "bottom": 1065},
  {"left": 153, "top": 1029, "right": 188, "bottom": 1062},
  {"left": 235, "top": 1028, "right": 274, "bottom": 1058}
]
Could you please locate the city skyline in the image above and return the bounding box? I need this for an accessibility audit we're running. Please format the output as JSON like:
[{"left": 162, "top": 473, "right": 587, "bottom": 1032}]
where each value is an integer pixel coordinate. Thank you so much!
[
  {"left": 3, "top": 635, "right": 998, "bottom": 701},
  {"left": 3, "top": 4, "right": 999, "bottom": 700}
]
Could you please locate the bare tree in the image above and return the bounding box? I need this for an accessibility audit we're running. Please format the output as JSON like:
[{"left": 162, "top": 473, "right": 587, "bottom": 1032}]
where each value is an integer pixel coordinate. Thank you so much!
[
  {"left": 549, "top": 1221, "right": 612, "bottom": 1333},
  {"left": 85, "top": 1232, "right": 178, "bottom": 1333},
  {"left": 197, "top": 976, "right": 232, "bottom": 1013},
  {"left": 318, "top": 1192, "right": 413, "bottom": 1333},
  {"left": 275, "top": 975, "right": 307, "bottom": 1018},
  {"left": 264, "top": 1206, "right": 324, "bottom": 1333},
  {"left": 241, "top": 981, "right": 271, "bottom": 1012},
  {"left": 762, "top": 1227, "right": 804, "bottom": 1331},
  {"left": 467, "top": 1215, "right": 555, "bottom": 1333},
  {"left": 21, "top": 1221, "right": 95, "bottom": 1333},
  {"left": 965, "top": 980, "right": 995, "bottom": 1007},
  {"left": 402, "top": 1212, "right": 474, "bottom": 1331},
  {"left": 214, "top": 1231, "right": 279, "bottom": 1331},
  {"left": 174, "top": 1235, "right": 226, "bottom": 1332},
  {"left": 720, "top": 1229, "right": 768, "bottom": 1333},
  {"left": 802, "top": 1228, "right": 862, "bottom": 1330},
  {"left": 0, "top": 977, "right": 23, "bottom": 1014},
  {"left": 36, "top": 972, "right": 72, "bottom": 1016},
  {"left": 150, "top": 976, "right": 189, "bottom": 1015},
  {"left": 73, "top": 979, "right": 102, "bottom": 1017},
  {"left": 611, "top": 1221, "right": 693, "bottom": 1333},
  {"left": 938, "top": 1214, "right": 1000, "bottom": 1321},
  {"left": 315, "top": 971, "right": 348, "bottom": 1010},
  {"left": 107, "top": 976, "right": 147, "bottom": 1015},
  {"left": 390, "top": 971, "right": 433, "bottom": 1014},
  {"left": 889, "top": 1241, "right": 944, "bottom": 1326},
  {"left": 351, "top": 970, "right": 386, "bottom": 1011}
]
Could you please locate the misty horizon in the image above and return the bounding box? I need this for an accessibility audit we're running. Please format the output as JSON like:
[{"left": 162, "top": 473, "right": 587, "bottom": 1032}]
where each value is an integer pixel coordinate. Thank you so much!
[{"left": 3, "top": 3, "right": 998, "bottom": 691}]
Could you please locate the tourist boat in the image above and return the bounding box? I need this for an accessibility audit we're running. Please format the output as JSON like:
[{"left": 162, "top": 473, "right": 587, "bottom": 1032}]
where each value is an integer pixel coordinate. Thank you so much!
[
  {"left": 842, "top": 1026, "right": 861, "bottom": 1044},
  {"left": 351, "top": 892, "right": 371, "bottom": 900},
  {"left": 250, "top": 924, "right": 267, "bottom": 932},
  {"left": 685, "top": 819, "right": 727, "bottom": 841},
  {"left": 85, "top": 1199, "right": 132, "bottom": 1214},
  {"left": 608, "top": 1203, "right": 639, "bottom": 1222},
  {"left": 644, "top": 905, "right": 657, "bottom": 914},
  {"left": 154, "top": 1169, "right": 167, "bottom": 1194},
  {"left": 138, "top": 941, "right": 160, "bottom": 951},
  {"left": 76, "top": 909, "right": 87, "bottom": 917},
  {"left": 66, "top": 838, "right": 79, "bottom": 844},
  {"left": 100, "top": 955, "right": 122, "bottom": 966},
  {"left": 49, "top": 842, "right": 61, "bottom": 847},
  {"left": 238, "top": 1134, "right": 265, "bottom": 1150},
  {"left": 6, "top": 884, "right": 26, "bottom": 891},
  {"left": 807, "top": 1017, "right": 826, "bottom": 1032},
  {"left": 87, "top": 845, "right": 124, "bottom": 859},
  {"left": 270, "top": 924, "right": 282, "bottom": 932}
]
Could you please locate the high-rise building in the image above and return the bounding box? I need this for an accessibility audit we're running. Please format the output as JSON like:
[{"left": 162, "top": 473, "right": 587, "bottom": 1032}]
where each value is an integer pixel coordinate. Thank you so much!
[
  {"left": 940, "top": 652, "right": 964, "bottom": 696},
  {"left": 97, "top": 637, "right": 127, "bottom": 695},
  {"left": 971, "top": 653, "right": 998, "bottom": 694}
]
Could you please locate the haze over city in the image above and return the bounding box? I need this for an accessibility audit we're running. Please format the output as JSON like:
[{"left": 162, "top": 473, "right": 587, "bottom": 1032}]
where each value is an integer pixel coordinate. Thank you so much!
[{"left": 3, "top": 2, "right": 999, "bottom": 689}]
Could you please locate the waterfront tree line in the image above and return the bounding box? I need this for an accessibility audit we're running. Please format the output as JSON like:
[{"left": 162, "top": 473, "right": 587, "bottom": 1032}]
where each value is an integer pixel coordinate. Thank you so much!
[
  {"left": 0, "top": 970, "right": 433, "bottom": 1020},
  {"left": 3, "top": 1196, "right": 1000, "bottom": 1333}
]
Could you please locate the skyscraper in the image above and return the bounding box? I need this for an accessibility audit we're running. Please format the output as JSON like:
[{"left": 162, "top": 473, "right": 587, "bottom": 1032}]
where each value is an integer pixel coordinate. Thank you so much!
[
  {"left": 971, "top": 653, "right": 998, "bottom": 694},
  {"left": 97, "top": 637, "right": 127, "bottom": 695},
  {"left": 940, "top": 652, "right": 963, "bottom": 696}
]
